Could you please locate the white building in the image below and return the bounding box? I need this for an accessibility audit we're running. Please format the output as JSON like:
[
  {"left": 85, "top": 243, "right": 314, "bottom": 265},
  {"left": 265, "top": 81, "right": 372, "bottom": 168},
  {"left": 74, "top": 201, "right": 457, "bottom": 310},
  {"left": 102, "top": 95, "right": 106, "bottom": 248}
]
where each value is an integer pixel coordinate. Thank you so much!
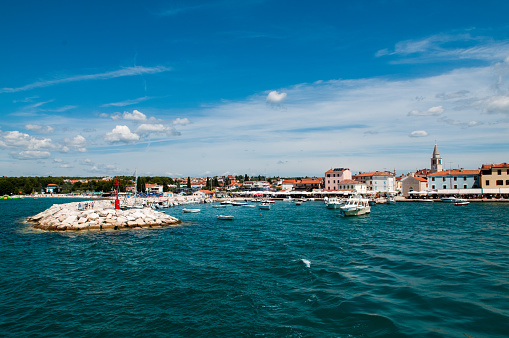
[
  {"left": 145, "top": 184, "right": 163, "bottom": 194},
  {"left": 372, "top": 173, "right": 395, "bottom": 193},
  {"left": 337, "top": 180, "right": 367, "bottom": 194}
]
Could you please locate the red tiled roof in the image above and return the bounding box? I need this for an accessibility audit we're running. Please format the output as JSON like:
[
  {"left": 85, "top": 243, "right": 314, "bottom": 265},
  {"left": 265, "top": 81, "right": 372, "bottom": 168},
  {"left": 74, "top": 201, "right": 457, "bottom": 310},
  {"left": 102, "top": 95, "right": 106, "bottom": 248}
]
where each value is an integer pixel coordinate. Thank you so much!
[
  {"left": 325, "top": 169, "right": 347, "bottom": 173},
  {"left": 481, "top": 162, "right": 509, "bottom": 170},
  {"left": 299, "top": 178, "right": 322, "bottom": 184},
  {"left": 428, "top": 169, "right": 478, "bottom": 176},
  {"left": 353, "top": 171, "right": 392, "bottom": 177}
]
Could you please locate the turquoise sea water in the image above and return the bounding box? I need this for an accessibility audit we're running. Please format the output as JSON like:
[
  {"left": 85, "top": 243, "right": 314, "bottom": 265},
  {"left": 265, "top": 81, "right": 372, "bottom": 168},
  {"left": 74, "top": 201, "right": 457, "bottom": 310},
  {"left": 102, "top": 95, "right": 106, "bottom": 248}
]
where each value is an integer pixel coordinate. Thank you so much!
[{"left": 1, "top": 198, "right": 508, "bottom": 337}]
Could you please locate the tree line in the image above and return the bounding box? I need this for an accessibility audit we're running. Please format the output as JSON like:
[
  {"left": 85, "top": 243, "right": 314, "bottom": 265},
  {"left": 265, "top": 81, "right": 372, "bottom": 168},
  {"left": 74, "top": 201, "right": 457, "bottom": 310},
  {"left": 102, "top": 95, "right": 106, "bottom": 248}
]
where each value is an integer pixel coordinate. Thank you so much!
[{"left": 0, "top": 176, "right": 176, "bottom": 196}]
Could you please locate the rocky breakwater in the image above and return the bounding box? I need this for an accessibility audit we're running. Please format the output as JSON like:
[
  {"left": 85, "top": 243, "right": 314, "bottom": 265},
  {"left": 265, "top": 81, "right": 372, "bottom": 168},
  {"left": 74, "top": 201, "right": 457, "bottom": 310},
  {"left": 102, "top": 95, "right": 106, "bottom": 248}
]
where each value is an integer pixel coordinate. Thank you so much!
[{"left": 27, "top": 200, "right": 181, "bottom": 231}]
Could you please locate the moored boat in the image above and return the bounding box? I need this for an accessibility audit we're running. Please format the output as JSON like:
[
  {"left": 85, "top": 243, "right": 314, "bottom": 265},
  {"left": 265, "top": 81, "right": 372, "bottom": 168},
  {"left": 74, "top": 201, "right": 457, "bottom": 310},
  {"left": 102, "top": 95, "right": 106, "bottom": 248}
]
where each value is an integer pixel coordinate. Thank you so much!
[
  {"left": 454, "top": 198, "right": 470, "bottom": 206},
  {"left": 259, "top": 202, "right": 271, "bottom": 210},
  {"left": 217, "top": 215, "right": 234, "bottom": 220},
  {"left": 441, "top": 197, "right": 457, "bottom": 203},
  {"left": 326, "top": 197, "right": 343, "bottom": 209},
  {"left": 340, "top": 196, "right": 371, "bottom": 216},
  {"left": 182, "top": 208, "right": 201, "bottom": 213}
]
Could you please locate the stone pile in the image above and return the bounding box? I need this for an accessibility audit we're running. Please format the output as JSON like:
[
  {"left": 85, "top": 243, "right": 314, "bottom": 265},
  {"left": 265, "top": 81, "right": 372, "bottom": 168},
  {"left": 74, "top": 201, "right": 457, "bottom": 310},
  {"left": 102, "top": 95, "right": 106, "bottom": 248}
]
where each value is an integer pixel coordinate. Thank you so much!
[{"left": 27, "top": 200, "right": 181, "bottom": 231}]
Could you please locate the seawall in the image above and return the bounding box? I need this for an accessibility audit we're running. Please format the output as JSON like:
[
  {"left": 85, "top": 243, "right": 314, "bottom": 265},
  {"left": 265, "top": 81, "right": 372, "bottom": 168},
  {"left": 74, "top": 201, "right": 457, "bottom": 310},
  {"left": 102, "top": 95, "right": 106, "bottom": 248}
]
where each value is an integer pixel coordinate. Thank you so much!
[{"left": 27, "top": 200, "right": 181, "bottom": 231}]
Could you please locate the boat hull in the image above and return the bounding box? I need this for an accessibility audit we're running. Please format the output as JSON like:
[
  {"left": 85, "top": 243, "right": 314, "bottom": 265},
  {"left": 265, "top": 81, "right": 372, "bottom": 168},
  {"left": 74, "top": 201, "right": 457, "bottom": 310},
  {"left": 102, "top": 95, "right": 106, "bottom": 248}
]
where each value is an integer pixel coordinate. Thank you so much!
[
  {"left": 326, "top": 203, "right": 341, "bottom": 209},
  {"left": 342, "top": 206, "right": 371, "bottom": 216}
]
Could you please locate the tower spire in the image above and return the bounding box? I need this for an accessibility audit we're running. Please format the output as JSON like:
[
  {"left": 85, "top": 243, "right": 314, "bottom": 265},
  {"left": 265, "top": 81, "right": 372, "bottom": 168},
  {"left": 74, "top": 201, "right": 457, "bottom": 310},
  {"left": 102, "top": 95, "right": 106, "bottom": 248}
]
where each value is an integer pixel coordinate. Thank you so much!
[{"left": 431, "top": 144, "right": 443, "bottom": 173}]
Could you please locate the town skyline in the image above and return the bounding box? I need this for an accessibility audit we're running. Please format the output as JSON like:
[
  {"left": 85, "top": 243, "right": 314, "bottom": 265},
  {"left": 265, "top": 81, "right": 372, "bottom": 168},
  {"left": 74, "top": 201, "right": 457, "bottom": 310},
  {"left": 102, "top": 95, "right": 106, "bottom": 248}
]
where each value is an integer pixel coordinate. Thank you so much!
[{"left": 1, "top": 1, "right": 509, "bottom": 177}]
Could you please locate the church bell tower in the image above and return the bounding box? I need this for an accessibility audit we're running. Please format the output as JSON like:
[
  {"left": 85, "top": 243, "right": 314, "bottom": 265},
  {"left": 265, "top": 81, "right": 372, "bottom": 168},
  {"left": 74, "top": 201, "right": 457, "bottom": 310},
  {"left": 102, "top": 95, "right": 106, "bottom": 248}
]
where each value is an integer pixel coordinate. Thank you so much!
[{"left": 431, "top": 144, "right": 443, "bottom": 173}]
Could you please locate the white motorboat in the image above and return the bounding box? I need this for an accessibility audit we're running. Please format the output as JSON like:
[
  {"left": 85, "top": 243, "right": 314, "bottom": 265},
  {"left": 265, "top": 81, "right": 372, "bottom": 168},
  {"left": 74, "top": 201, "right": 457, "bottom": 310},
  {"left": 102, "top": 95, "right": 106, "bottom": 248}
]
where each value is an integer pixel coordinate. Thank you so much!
[
  {"left": 340, "top": 196, "right": 371, "bottom": 216},
  {"left": 441, "top": 197, "right": 457, "bottom": 203},
  {"left": 231, "top": 201, "right": 248, "bottom": 206},
  {"left": 182, "top": 208, "right": 201, "bottom": 213},
  {"left": 454, "top": 198, "right": 470, "bottom": 206},
  {"left": 221, "top": 200, "right": 233, "bottom": 205},
  {"left": 259, "top": 202, "right": 271, "bottom": 210},
  {"left": 217, "top": 215, "right": 234, "bottom": 220},
  {"left": 295, "top": 201, "right": 302, "bottom": 205},
  {"left": 326, "top": 197, "right": 343, "bottom": 209}
]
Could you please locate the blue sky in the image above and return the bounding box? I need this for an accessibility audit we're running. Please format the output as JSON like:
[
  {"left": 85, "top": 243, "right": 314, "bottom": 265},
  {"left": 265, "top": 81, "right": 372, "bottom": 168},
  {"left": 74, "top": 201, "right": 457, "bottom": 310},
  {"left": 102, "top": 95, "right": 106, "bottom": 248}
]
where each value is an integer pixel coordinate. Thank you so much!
[{"left": 1, "top": 0, "right": 509, "bottom": 177}]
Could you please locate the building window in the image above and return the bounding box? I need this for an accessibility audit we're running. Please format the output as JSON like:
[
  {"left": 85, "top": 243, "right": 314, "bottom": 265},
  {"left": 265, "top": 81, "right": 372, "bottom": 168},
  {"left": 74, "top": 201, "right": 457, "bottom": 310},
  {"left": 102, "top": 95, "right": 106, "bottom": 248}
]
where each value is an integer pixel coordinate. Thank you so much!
[
  {"left": 443, "top": 177, "right": 446, "bottom": 182},
  {"left": 463, "top": 176, "right": 467, "bottom": 181},
  {"left": 486, "top": 180, "right": 490, "bottom": 186},
  {"left": 497, "top": 180, "right": 503, "bottom": 186},
  {"left": 443, "top": 185, "right": 446, "bottom": 189},
  {"left": 498, "top": 170, "right": 502, "bottom": 175},
  {"left": 327, "top": 174, "right": 330, "bottom": 177},
  {"left": 454, "top": 177, "right": 457, "bottom": 181},
  {"left": 432, "top": 177, "right": 435, "bottom": 181},
  {"left": 454, "top": 185, "right": 457, "bottom": 188},
  {"left": 506, "top": 180, "right": 509, "bottom": 185},
  {"left": 464, "top": 185, "right": 467, "bottom": 189},
  {"left": 432, "top": 185, "right": 435, "bottom": 189}
]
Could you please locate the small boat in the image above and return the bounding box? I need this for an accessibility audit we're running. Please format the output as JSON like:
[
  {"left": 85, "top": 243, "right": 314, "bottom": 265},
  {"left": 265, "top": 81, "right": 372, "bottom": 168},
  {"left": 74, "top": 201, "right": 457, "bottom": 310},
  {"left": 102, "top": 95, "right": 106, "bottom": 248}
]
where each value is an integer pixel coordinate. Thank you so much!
[
  {"left": 259, "top": 202, "right": 271, "bottom": 210},
  {"left": 326, "top": 197, "right": 343, "bottom": 209},
  {"left": 340, "top": 196, "right": 371, "bottom": 216},
  {"left": 182, "top": 208, "right": 201, "bottom": 213},
  {"left": 441, "top": 197, "right": 457, "bottom": 203},
  {"left": 387, "top": 197, "right": 396, "bottom": 204},
  {"left": 295, "top": 201, "right": 303, "bottom": 205},
  {"left": 231, "top": 201, "right": 248, "bottom": 206},
  {"left": 212, "top": 204, "right": 227, "bottom": 208},
  {"left": 242, "top": 204, "right": 256, "bottom": 208},
  {"left": 221, "top": 200, "right": 233, "bottom": 205},
  {"left": 217, "top": 215, "right": 234, "bottom": 220},
  {"left": 454, "top": 198, "right": 470, "bottom": 206}
]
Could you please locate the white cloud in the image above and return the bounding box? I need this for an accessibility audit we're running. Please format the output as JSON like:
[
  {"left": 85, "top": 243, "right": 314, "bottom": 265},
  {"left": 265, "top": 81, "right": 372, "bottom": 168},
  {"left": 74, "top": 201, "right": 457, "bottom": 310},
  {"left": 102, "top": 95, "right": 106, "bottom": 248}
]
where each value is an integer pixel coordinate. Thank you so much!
[
  {"left": 11, "top": 150, "right": 52, "bottom": 159},
  {"left": 65, "top": 135, "right": 86, "bottom": 148},
  {"left": 0, "top": 131, "right": 56, "bottom": 151},
  {"left": 409, "top": 130, "right": 428, "bottom": 137},
  {"left": 173, "top": 117, "right": 190, "bottom": 125},
  {"left": 123, "top": 109, "right": 148, "bottom": 121},
  {"left": 25, "top": 124, "right": 54, "bottom": 134},
  {"left": 1, "top": 66, "right": 172, "bottom": 93},
  {"left": 483, "top": 96, "right": 509, "bottom": 114},
  {"left": 104, "top": 125, "right": 140, "bottom": 143},
  {"left": 135, "top": 124, "right": 179, "bottom": 137},
  {"left": 111, "top": 109, "right": 161, "bottom": 123},
  {"left": 101, "top": 96, "right": 150, "bottom": 107},
  {"left": 408, "top": 105, "right": 444, "bottom": 116},
  {"left": 376, "top": 32, "right": 509, "bottom": 63},
  {"left": 266, "top": 90, "right": 287, "bottom": 104}
]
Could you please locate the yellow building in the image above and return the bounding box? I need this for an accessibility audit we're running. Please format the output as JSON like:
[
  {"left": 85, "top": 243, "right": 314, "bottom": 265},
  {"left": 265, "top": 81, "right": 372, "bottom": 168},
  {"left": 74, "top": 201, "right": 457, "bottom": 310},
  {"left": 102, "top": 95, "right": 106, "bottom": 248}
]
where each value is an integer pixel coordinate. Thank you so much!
[{"left": 480, "top": 163, "right": 509, "bottom": 188}]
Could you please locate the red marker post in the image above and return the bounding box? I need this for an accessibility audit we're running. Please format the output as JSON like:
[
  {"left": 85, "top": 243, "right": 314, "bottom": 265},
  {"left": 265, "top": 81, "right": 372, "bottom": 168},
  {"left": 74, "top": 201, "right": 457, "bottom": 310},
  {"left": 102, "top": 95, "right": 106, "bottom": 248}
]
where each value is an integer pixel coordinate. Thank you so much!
[{"left": 114, "top": 178, "right": 120, "bottom": 210}]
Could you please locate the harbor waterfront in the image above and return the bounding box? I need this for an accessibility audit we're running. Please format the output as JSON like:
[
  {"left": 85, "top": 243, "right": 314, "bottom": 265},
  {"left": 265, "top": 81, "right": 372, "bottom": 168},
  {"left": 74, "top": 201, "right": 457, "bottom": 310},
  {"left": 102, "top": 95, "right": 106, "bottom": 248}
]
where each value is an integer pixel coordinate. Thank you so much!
[{"left": 1, "top": 198, "right": 508, "bottom": 337}]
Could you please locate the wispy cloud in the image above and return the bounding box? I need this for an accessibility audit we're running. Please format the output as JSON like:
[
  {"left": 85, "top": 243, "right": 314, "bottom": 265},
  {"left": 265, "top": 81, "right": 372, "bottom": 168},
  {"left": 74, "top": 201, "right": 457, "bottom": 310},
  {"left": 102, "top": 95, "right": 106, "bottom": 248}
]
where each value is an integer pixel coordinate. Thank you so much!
[
  {"left": 408, "top": 106, "right": 444, "bottom": 116},
  {"left": 376, "top": 32, "right": 509, "bottom": 63},
  {"left": 0, "top": 66, "right": 172, "bottom": 93},
  {"left": 101, "top": 96, "right": 151, "bottom": 107}
]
